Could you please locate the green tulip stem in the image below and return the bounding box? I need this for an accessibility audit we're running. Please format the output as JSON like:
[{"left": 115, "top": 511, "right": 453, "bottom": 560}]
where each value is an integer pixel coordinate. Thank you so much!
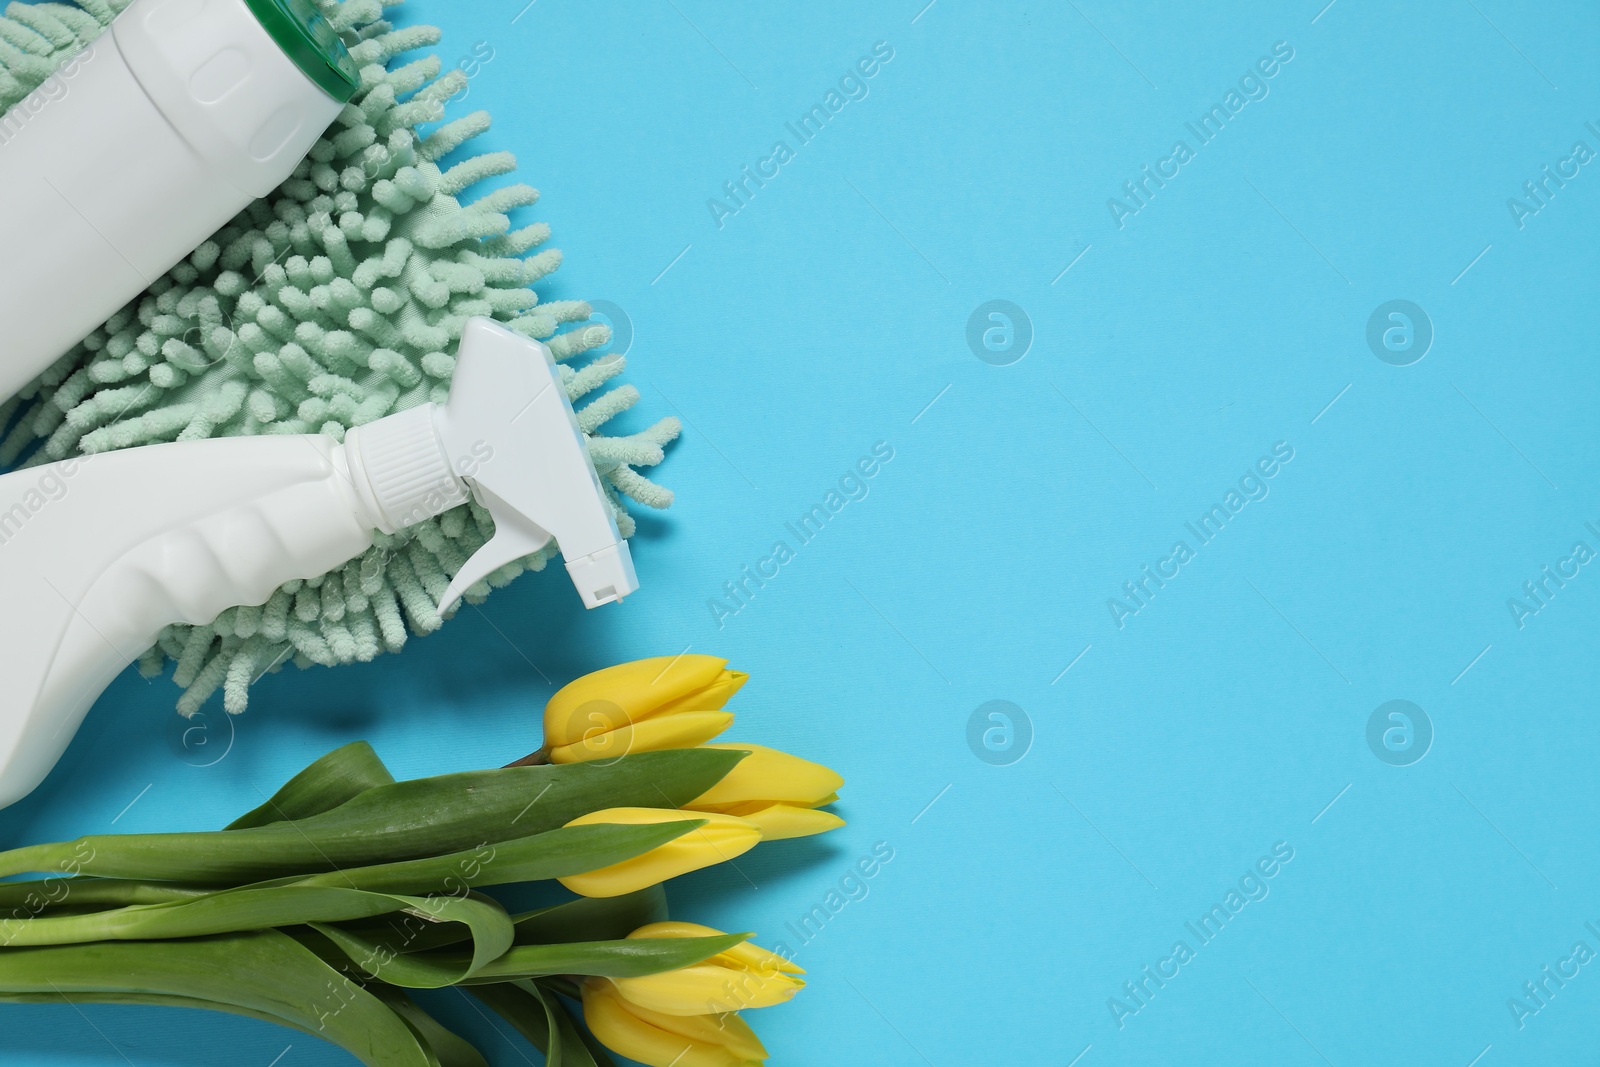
[
  {"left": 505, "top": 745, "right": 552, "bottom": 768},
  {"left": 0, "top": 843, "right": 62, "bottom": 881}
]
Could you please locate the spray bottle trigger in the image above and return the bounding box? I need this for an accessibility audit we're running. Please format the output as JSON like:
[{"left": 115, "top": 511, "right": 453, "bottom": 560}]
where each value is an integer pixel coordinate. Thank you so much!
[
  {"left": 434, "top": 317, "right": 640, "bottom": 611},
  {"left": 436, "top": 485, "right": 553, "bottom": 615}
]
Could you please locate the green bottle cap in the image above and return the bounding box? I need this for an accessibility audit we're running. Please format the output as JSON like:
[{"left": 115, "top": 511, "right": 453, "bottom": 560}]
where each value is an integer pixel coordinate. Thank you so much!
[{"left": 242, "top": 0, "right": 361, "bottom": 102}]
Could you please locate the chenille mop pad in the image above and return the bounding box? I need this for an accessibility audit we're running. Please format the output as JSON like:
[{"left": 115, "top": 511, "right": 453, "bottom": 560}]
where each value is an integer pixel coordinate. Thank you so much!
[{"left": 0, "top": 0, "right": 679, "bottom": 715}]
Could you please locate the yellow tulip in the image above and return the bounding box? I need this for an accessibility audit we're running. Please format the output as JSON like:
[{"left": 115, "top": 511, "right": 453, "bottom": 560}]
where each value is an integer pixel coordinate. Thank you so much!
[
  {"left": 690, "top": 744, "right": 843, "bottom": 807},
  {"left": 713, "top": 802, "right": 846, "bottom": 841},
  {"left": 547, "top": 710, "right": 734, "bottom": 764},
  {"left": 609, "top": 922, "right": 804, "bottom": 1017},
  {"left": 558, "top": 808, "right": 761, "bottom": 898},
  {"left": 582, "top": 978, "right": 767, "bottom": 1067},
  {"left": 685, "top": 744, "right": 846, "bottom": 841},
  {"left": 544, "top": 655, "right": 746, "bottom": 748},
  {"left": 647, "top": 667, "right": 749, "bottom": 717}
]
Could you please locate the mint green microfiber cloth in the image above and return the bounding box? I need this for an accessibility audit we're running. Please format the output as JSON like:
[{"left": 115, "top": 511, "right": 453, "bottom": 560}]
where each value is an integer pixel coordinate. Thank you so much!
[{"left": 0, "top": 0, "right": 679, "bottom": 715}]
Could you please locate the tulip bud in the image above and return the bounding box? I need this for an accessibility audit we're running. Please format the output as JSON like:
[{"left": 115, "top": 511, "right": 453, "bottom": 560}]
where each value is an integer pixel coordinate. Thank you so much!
[
  {"left": 688, "top": 743, "right": 842, "bottom": 807},
  {"left": 721, "top": 803, "right": 846, "bottom": 841},
  {"left": 558, "top": 808, "right": 761, "bottom": 898},
  {"left": 646, "top": 668, "right": 749, "bottom": 717},
  {"left": 547, "top": 710, "right": 735, "bottom": 765},
  {"left": 582, "top": 978, "right": 767, "bottom": 1067},
  {"left": 683, "top": 744, "right": 846, "bottom": 841},
  {"left": 543, "top": 655, "right": 747, "bottom": 751},
  {"left": 608, "top": 922, "right": 804, "bottom": 1017}
]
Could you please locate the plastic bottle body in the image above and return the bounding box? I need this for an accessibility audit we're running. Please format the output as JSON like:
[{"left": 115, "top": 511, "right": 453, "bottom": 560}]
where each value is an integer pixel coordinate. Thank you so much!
[
  {"left": 0, "top": 0, "right": 348, "bottom": 401},
  {"left": 0, "top": 435, "right": 375, "bottom": 809},
  {"left": 0, "top": 32, "right": 235, "bottom": 399}
]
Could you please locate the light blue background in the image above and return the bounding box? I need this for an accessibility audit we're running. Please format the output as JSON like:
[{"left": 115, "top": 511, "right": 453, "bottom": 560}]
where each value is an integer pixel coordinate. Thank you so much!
[{"left": 6, "top": 1, "right": 1600, "bottom": 1064}]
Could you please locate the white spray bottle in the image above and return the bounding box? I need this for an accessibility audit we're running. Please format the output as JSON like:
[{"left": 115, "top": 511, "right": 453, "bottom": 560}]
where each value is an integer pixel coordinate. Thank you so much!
[
  {"left": 0, "top": 317, "right": 637, "bottom": 809},
  {"left": 0, "top": 0, "right": 359, "bottom": 399}
]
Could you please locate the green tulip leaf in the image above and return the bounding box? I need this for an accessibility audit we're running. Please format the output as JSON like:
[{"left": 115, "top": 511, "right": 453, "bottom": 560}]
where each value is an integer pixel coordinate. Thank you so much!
[
  {"left": 6, "top": 985, "right": 487, "bottom": 1067},
  {"left": 472, "top": 981, "right": 554, "bottom": 1056},
  {"left": 530, "top": 982, "right": 566, "bottom": 1067},
  {"left": 0, "top": 882, "right": 516, "bottom": 957},
  {"left": 0, "top": 930, "right": 471, "bottom": 1067},
  {"left": 0, "top": 748, "right": 747, "bottom": 884},
  {"left": 512, "top": 887, "right": 670, "bottom": 946},
  {"left": 228, "top": 741, "right": 397, "bottom": 829},
  {"left": 365, "top": 982, "right": 492, "bottom": 1067},
  {"left": 542, "top": 981, "right": 616, "bottom": 1067},
  {"left": 292, "top": 822, "right": 702, "bottom": 895},
  {"left": 459, "top": 932, "right": 749, "bottom": 984},
  {"left": 0, "top": 877, "right": 211, "bottom": 916},
  {"left": 325, "top": 886, "right": 669, "bottom": 958},
  {"left": 307, "top": 892, "right": 515, "bottom": 988},
  {"left": 0, "top": 742, "right": 397, "bottom": 916},
  {"left": 0, "top": 990, "right": 337, "bottom": 1040},
  {"left": 327, "top": 931, "right": 744, "bottom": 990},
  {"left": 474, "top": 980, "right": 614, "bottom": 1067}
]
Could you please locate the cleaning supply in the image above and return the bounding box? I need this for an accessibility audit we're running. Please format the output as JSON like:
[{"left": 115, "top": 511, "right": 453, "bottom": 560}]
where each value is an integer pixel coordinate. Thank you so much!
[
  {"left": 0, "top": 0, "right": 680, "bottom": 717},
  {"left": 0, "top": 0, "right": 361, "bottom": 398},
  {"left": 0, "top": 316, "right": 635, "bottom": 810}
]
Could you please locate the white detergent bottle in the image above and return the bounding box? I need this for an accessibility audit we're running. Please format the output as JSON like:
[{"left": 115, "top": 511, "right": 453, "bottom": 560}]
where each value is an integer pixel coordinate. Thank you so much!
[
  {"left": 0, "top": 317, "right": 638, "bottom": 809},
  {"left": 0, "top": 0, "right": 359, "bottom": 399}
]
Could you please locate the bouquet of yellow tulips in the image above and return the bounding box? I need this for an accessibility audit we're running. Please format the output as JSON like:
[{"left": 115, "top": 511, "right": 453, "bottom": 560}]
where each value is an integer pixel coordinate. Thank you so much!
[{"left": 0, "top": 656, "right": 842, "bottom": 1067}]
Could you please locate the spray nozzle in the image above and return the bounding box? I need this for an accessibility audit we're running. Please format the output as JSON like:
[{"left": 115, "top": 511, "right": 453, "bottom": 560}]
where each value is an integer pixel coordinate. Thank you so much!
[{"left": 345, "top": 317, "right": 638, "bottom": 613}]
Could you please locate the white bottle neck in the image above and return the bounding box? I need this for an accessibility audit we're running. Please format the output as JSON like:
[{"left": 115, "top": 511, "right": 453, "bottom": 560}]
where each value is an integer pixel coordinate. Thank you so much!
[{"left": 342, "top": 405, "right": 470, "bottom": 535}]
